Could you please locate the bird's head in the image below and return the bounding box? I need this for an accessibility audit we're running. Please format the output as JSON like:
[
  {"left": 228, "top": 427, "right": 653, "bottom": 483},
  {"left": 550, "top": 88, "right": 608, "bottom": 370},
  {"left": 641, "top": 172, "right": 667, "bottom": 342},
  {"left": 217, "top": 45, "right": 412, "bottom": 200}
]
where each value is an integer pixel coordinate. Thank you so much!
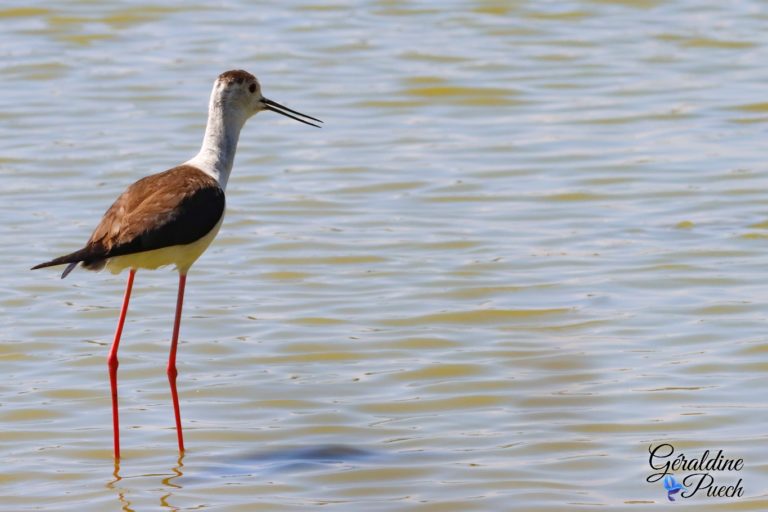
[{"left": 214, "top": 69, "right": 322, "bottom": 128}]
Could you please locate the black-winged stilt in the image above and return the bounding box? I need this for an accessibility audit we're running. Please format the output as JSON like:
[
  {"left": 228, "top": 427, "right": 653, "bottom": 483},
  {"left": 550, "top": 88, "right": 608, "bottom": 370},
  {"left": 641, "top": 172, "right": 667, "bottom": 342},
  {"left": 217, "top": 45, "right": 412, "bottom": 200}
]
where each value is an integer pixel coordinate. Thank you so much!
[{"left": 32, "top": 69, "right": 322, "bottom": 459}]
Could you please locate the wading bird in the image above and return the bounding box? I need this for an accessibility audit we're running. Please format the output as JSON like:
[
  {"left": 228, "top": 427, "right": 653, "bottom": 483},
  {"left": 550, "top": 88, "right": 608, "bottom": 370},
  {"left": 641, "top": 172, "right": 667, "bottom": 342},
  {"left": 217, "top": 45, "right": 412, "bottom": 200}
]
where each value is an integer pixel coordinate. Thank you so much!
[{"left": 32, "top": 70, "right": 322, "bottom": 459}]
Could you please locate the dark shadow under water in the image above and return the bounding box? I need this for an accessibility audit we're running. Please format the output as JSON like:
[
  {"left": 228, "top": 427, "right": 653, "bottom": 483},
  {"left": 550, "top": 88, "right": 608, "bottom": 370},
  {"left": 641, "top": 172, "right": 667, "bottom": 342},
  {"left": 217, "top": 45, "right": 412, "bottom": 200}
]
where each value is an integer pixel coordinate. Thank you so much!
[{"left": 209, "top": 444, "right": 380, "bottom": 476}]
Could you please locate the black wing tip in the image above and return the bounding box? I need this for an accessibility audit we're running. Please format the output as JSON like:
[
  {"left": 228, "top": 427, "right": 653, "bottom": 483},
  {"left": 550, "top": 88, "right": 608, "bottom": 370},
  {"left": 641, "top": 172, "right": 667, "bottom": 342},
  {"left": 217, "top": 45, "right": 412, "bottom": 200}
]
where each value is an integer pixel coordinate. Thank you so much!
[
  {"left": 61, "top": 262, "right": 78, "bottom": 279},
  {"left": 31, "top": 247, "right": 91, "bottom": 276},
  {"left": 31, "top": 260, "right": 58, "bottom": 271},
  {"left": 31, "top": 259, "right": 80, "bottom": 279}
]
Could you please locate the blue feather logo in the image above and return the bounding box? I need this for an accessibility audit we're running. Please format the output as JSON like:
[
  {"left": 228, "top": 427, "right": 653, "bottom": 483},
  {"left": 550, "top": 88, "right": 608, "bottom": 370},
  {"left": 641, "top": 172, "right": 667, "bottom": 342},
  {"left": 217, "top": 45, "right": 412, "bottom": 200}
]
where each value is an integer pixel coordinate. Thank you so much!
[{"left": 663, "top": 475, "right": 684, "bottom": 502}]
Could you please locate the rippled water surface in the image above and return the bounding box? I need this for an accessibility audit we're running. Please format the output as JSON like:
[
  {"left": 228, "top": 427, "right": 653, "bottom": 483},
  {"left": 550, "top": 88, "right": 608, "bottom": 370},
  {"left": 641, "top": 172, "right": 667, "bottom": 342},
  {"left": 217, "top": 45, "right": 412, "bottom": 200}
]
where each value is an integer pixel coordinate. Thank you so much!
[{"left": 2, "top": 1, "right": 768, "bottom": 510}]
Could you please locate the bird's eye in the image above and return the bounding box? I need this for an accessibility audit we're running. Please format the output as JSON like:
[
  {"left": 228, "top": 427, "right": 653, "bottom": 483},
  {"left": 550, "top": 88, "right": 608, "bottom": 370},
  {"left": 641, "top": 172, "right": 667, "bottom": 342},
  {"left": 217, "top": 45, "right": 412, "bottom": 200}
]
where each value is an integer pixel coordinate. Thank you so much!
[{"left": 249, "top": 83, "right": 256, "bottom": 93}]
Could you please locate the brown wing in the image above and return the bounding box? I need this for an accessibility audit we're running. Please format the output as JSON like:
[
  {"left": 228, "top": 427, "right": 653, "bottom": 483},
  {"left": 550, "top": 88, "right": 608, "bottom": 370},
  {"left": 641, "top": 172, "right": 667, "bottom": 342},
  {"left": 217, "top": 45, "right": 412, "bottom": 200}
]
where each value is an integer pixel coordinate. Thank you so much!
[
  {"left": 32, "top": 165, "right": 225, "bottom": 274},
  {"left": 86, "top": 164, "right": 225, "bottom": 259}
]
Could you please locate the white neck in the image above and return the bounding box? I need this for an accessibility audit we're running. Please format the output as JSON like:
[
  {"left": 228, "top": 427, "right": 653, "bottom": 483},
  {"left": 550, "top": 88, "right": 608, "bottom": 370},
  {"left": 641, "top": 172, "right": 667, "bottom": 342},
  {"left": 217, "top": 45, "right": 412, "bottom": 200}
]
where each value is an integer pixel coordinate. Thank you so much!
[{"left": 185, "top": 84, "right": 249, "bottom": 190}]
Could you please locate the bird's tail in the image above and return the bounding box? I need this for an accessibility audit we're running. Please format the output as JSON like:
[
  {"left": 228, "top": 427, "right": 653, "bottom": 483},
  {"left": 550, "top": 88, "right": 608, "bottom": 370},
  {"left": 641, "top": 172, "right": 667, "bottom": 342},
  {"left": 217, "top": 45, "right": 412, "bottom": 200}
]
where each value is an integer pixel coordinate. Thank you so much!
[{"left": 31, "top": 247, "right": 92, "bottom": 279}]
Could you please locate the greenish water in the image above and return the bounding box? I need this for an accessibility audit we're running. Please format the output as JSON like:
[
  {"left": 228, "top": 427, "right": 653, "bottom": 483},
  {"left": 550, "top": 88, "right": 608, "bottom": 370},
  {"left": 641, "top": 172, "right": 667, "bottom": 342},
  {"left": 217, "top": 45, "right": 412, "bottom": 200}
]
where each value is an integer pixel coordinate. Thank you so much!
[{"left": 1, "top": 1, "right": 767, "bottom": 510}]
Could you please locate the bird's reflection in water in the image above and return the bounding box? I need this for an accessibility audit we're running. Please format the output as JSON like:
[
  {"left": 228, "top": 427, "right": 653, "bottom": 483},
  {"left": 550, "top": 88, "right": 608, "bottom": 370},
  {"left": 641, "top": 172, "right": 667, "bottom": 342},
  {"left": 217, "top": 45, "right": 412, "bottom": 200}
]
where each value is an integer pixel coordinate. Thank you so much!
[
  {"left": 160, "top": 454, "right": 184, "bottom": 509},
  {"left": 107, "top": 460, "right": 134, "bottom": 512},
  {"left": 105, "top": 445, "right": 373, "bottom": 510},
  {"left": 107, "top": 454, "right": 185, "bottom": 511}
]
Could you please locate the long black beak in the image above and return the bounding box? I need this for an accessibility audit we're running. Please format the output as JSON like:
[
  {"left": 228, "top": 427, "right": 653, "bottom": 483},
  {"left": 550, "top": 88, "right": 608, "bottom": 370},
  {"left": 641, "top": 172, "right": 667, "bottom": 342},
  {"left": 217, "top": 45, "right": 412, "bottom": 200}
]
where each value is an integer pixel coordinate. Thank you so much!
[{"left": 262, "top": 98, "right": 323, "bottom": 128}]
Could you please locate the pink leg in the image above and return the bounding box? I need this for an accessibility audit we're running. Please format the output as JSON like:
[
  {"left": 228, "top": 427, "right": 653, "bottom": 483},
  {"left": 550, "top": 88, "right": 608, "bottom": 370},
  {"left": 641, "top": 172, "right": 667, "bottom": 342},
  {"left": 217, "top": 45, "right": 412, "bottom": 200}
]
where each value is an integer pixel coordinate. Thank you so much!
[
  {"left": 108, "top": 269, "right": 136, "bottom": 460},
  {"left": 168, "top": 273, "right": 187, "bottom": 453}
]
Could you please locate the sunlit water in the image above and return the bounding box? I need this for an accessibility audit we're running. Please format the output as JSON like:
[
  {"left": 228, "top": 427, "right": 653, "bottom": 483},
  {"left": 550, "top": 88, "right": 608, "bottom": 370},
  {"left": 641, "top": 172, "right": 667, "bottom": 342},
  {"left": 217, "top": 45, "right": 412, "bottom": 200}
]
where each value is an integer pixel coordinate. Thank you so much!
[{"left": 1, "top": 1, "right": 767, "bottom": 510}]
